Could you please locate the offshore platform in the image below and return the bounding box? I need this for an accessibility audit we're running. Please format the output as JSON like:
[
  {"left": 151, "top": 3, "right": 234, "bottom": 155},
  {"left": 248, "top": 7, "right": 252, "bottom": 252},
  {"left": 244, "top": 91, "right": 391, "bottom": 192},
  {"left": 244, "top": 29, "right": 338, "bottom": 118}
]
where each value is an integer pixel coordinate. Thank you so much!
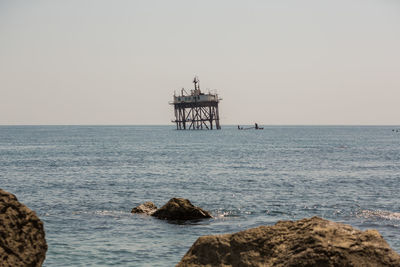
[{"left": 171, "top": 77, "right": 221, "bottom": 130}]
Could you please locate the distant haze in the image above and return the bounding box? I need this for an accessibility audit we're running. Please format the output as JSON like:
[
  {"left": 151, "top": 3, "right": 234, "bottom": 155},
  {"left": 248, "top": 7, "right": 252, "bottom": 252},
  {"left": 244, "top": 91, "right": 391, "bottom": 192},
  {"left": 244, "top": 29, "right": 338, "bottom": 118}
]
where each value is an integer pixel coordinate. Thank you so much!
[{"left": 1, "top": 0, "right": 399, "bottom": 125}]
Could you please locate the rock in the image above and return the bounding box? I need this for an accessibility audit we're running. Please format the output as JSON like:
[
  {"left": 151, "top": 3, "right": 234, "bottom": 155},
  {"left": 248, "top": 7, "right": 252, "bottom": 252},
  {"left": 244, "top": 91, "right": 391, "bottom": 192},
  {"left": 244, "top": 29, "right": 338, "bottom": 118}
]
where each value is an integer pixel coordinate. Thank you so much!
[
  {"left": 152, "top": 198, "right": 212, "bottom": 221},
  {"left": 177, "top": 216, "right": 400, "bottom": 267},
  {"left": 131, "top": 201, "right": 157, "bottom": 215},
  {"left": 0, "top": 189, "right": 47, "bottom": 267}
]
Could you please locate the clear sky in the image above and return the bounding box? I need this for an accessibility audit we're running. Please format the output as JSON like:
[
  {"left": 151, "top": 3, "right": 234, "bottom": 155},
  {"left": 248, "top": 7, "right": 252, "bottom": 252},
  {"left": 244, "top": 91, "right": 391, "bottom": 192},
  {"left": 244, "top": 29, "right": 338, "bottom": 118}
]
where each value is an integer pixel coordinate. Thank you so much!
[{"left": 1, "top": 0, "right": 399, "bottom": 125}]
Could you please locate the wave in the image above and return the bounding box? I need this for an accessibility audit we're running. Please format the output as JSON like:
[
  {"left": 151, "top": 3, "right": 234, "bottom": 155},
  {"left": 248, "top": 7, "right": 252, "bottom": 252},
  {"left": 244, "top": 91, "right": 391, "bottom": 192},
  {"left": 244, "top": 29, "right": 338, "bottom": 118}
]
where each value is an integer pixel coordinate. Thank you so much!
[
  {"left": 72, "top": 210, "right": 131, "bottom": 217},
  {"left": 358, "top": 209, "right": 400, "bottom": 221}
]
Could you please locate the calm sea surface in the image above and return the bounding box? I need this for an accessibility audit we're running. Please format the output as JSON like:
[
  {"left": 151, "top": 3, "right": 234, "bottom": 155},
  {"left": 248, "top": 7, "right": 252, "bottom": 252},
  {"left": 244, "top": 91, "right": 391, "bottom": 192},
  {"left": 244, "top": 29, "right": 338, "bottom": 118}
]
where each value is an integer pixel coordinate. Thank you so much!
[{"left": 1, "top": 126, "right": 399, "bottom": 266}]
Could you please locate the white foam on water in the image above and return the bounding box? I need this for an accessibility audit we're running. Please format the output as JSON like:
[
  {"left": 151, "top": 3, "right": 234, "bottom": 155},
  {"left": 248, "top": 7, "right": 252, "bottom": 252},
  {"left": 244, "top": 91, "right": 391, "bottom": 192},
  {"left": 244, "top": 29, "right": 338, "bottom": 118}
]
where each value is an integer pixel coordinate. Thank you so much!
[
  {"left": 359, "top": 209, "right": 400, "bottom": 221},
  {"left": 72, "top": 210, "right": 130, "bottom": 217}
]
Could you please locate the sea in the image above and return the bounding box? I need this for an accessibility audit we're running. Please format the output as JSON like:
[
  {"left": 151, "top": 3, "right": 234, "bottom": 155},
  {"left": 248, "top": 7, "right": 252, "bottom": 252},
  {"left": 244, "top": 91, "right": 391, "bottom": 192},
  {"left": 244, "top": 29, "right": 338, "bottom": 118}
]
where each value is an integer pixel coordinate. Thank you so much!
[{"left": 0, "top": 125, "right": 399, "bottom": 266}]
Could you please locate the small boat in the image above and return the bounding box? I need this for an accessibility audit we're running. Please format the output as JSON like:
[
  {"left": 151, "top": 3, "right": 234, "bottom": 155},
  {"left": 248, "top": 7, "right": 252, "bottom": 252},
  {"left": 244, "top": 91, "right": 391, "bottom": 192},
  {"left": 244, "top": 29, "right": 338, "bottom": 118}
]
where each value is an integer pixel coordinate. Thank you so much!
[{"left": 237, "top": 123, "right": 263, "bottom": 130}]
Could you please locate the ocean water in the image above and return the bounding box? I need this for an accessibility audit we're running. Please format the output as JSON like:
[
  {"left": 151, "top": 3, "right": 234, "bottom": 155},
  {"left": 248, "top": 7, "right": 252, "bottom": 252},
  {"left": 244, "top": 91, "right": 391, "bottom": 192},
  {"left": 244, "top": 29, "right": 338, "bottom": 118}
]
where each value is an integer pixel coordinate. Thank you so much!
[{"left": 0, "top": 125, "right": 399, "bottom": 266}]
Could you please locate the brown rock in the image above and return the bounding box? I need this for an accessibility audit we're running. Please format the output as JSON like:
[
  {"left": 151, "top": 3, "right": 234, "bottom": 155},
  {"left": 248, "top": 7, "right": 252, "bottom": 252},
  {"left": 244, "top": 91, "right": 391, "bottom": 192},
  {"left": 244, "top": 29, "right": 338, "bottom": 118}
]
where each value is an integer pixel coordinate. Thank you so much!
[
  {"left": 0, "top": 189, "right": 47, "bottom": 267},
  {"left": 152, "top": 198, "right": 212, "bottom": 221},
  {"left": 177, "top": 216, "right": 400, "bottom": 267},
  {"left": 131, "top": 201, "right": 157, "bottom": 215}
]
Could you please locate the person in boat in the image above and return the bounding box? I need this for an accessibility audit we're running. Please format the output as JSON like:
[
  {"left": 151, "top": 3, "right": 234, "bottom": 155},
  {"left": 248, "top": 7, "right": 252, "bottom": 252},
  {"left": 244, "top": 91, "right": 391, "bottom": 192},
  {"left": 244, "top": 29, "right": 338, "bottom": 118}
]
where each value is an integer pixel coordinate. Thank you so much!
[{"left": 255, "top": 123, "right": 259, "bottom": 130}]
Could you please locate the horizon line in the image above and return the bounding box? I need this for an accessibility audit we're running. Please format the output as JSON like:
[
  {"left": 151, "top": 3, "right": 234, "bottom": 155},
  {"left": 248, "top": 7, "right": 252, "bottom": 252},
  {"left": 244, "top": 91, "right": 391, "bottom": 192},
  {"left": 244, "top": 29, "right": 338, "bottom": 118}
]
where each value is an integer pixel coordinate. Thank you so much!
[{"left": 0, "top": 124, "right": 399, "bottom": 127}]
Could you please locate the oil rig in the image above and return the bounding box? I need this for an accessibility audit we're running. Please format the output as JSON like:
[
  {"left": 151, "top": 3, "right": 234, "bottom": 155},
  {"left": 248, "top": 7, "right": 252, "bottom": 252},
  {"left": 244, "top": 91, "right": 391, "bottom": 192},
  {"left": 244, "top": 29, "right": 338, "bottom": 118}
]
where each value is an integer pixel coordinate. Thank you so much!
[{"left": 171, "top": 77, "right": 221, "bottom": 130}]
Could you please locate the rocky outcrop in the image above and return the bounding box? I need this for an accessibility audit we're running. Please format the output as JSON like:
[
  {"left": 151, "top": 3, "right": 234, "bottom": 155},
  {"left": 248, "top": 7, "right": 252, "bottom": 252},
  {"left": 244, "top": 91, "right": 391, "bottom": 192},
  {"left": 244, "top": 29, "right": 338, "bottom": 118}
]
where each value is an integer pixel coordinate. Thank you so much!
[
  {"left": 0, "top": 189, "right": 47, "bottom": 267},
  {"left": 178, "top": 216, "right": 400, "bottom": 267},
  {"left": 131, "top": 201, "right": 157, "bottom": 215},
  {"left": 151, "top": 198, "right": 212, "bottom": 221}
]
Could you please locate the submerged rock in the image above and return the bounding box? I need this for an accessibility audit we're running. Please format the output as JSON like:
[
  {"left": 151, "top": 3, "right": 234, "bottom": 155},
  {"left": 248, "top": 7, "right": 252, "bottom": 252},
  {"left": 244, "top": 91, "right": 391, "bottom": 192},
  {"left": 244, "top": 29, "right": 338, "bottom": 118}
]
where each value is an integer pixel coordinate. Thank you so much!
[
  {"left": 177, "top": 216, "right": 400, "bottom": 267},
  {"left": 131, "top": 201, "right": 157, "bottom": 215},
  {"left": 0, "top": 189, "right": 47, "bottom": 267},
  {"left": 152, "top": 198, "right": 212, "bottom": 221}
]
